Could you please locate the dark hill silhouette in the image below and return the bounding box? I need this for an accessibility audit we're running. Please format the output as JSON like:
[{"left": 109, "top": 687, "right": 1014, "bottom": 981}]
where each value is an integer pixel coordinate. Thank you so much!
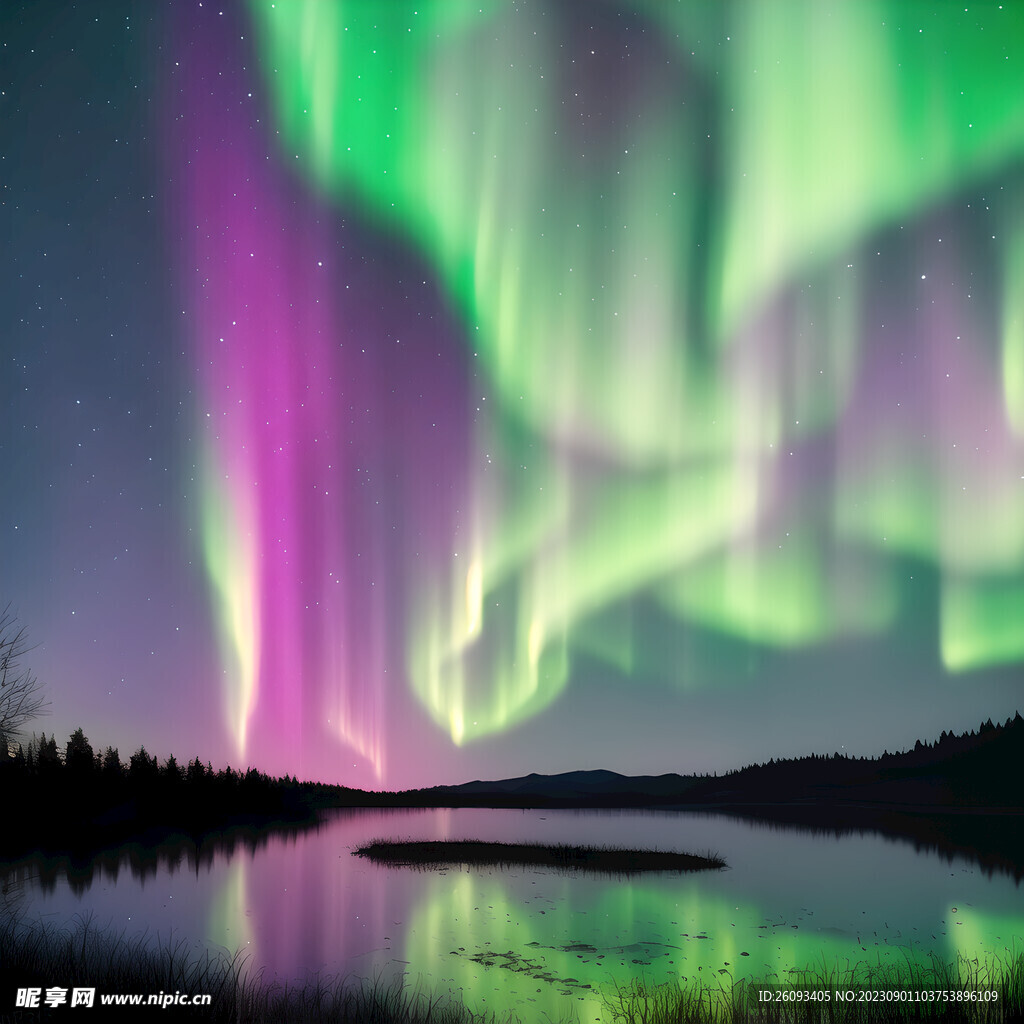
[
  {"left": 447, "top": 769, "right": 700, "bottom": 800},
  {"left": 414, "top": 712, "right": 1024, "bottom": 810}
]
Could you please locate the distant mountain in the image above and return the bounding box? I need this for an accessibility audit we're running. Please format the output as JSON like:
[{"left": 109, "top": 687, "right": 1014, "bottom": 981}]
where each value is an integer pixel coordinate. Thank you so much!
[
  {"left": 440, "top": 769, "right": 700, "bottom": 800},
  {"left": 410, "top": 713, "right": 1024, "bottom": 811}
]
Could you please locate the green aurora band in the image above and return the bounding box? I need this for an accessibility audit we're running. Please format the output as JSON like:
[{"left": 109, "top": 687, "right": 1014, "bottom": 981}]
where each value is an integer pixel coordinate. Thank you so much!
[{"left": 242, "top": 0, "right": 1024, "bottom": 745}]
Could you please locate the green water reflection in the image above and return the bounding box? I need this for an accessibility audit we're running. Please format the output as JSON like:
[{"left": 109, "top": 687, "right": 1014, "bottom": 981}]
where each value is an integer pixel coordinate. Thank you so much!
[{"left": 403, "top": 871, "right": 1023, "bottom": 1020}]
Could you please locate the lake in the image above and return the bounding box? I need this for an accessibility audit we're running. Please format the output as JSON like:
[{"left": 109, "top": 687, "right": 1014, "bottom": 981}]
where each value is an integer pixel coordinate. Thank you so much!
[{"left": 4, "top": 808, "right": 1022, "bottom": 1021}]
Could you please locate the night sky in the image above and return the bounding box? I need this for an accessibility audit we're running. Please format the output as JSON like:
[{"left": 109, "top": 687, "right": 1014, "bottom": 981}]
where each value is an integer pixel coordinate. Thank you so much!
[{"left": 3, "top": 0, "right": 1023, "bottom": 791}]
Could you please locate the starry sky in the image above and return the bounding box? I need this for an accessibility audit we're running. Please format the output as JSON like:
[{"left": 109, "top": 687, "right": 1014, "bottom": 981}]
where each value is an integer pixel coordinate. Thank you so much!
[{"left": 3, "top": 0, "right": 1023, "bottom": 791}]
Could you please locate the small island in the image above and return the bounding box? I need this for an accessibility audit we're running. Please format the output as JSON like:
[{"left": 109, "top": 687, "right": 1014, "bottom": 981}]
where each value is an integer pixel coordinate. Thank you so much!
[{"left": 352, "top": 839, "right": 726, "bottom": 873}]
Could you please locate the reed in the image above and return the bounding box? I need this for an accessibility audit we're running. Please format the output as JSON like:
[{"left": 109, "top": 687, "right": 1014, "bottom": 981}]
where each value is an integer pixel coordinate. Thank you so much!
[
  {"left": 603, "top": 949, "right": 1024, "bottom": 1023},
  {"left": 0, "top": 915, "right": 499, "bottom": 1023}
]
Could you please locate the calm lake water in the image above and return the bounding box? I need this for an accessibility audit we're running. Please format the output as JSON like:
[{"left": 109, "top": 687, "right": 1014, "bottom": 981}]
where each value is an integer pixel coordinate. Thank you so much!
[{"left": 5, "top": 808, "right": 1023, "bottom": 1021}]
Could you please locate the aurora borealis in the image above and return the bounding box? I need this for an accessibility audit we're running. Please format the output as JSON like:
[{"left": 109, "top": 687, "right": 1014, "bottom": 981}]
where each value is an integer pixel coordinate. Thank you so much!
[{"left": 3, "top": 0, "right": 1024, "bottom": 789}]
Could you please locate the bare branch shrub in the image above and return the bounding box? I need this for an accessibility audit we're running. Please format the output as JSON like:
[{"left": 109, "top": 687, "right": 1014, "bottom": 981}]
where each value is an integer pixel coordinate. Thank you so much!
[{"left": 0, "top": 606, "right": 48, "bottom": 743}]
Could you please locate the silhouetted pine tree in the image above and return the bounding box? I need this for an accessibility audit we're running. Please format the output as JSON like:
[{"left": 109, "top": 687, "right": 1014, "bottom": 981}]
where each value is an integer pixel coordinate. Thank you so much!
[
  {"left": 37, "top": 733, "right": 60, "bottom": 772},
  {"left": 128, "top": 746, "right": 158, "bottom": 783},
  {"left": 101, "top": 746, "right": 122, "bottom": 778},
  {"left": 163, "top": 754, "right": 181, "bottom": 783},
  {"left": 65, "top": 727, "right": 94, "bottom": 775}
]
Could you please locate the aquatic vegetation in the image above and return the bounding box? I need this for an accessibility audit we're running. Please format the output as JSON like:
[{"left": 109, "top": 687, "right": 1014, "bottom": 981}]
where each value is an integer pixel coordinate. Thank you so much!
[{"left": 353, "top": 840, "right": 726, "bottom": 874}]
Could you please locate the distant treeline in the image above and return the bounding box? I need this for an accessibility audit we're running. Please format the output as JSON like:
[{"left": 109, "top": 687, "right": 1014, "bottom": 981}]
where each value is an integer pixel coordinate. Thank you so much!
[
  {"left": 697, "top": 712, "right": 1024, "bottom": 808},
  {"left": 0, "top": 728, "right": 340, "bottom": 858},
  {"left": 733, "top": 712, "right": 1020, "bottom": 771},
  {"left": 2, "top": 714, "right": 1020, "bottom": 860}
]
